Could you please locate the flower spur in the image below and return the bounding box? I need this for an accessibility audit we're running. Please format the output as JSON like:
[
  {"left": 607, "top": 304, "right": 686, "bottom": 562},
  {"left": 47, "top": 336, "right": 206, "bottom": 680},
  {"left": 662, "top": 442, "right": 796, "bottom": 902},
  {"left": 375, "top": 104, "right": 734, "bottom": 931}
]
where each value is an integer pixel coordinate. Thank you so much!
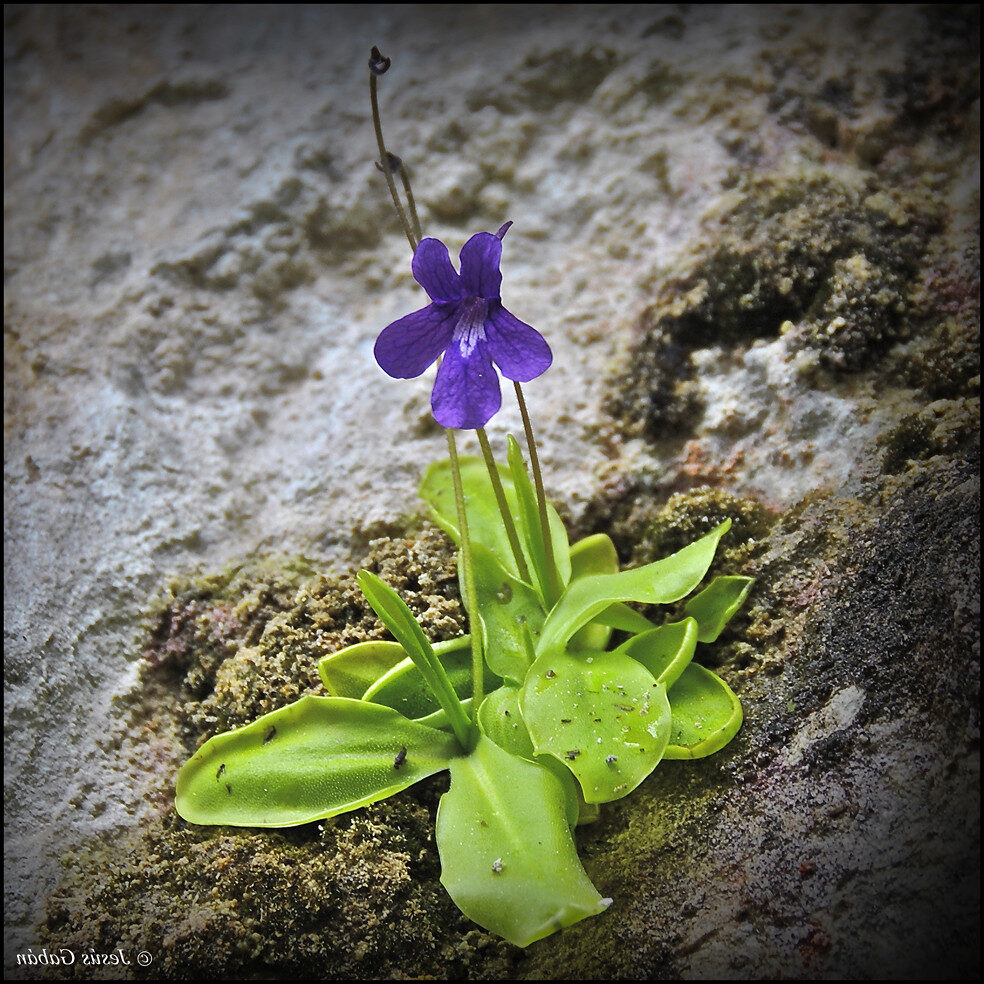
[{"left": 374, "top": 229, "right": 552, "bottom": 429}]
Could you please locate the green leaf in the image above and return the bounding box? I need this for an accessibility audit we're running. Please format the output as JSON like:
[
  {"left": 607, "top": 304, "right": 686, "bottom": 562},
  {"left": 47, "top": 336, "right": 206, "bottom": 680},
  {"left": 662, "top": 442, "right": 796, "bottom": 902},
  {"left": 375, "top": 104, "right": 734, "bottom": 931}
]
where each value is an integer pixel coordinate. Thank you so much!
[
  {"left": 363, "top": 645, "right": 467, "bottom": 718},
  {"left": 364, "top": 638, "right": 502, "bottom": 719},
  {"left": 419, "top": 456, "right": 571, "bottom": 590},
  {"left": 477, "top": 684, "right": 536, "bottom": 760},
  {"left": 536, "top": 520, "right": 732, "bottom": 657},
  {"left": 569, "top": 532, "right": 619, "bottom": 573},
  {"left": 684, "top": 575, "right": 754, "bottom": 642},
  {"left": 663, "top": 663, "right": 743, "bottom": 759},
  {"left": 477, "top": 685, "right": 579, "bottom": 827},
  {"left": 615, "top": 617, "right": 699, "bottom": 688},
  {"left": 470, "top": 542, "right": 544, "bottom": 684},
  {"left": 356, "top": 570, "right": 473, "bottom": 749},
  {"left": 568, "top": 533, "right": 619, "bottom": 651},
  {"left": 520, "top": 649, "right": 672, "bottom": 804},
  {"left": 318, "top": 640, "right": 435, "bottom": 699},
  {"left": 590, "top": 603, "right": 657, "bottom": 635},
  {"left": 175, "top": 696, "right": 459, "bottom": 827},
  {"left": 414, "top": 697, "right": 476, "bottom": 731},
  {"left": 435, "top": 736, "right": 609, "bottom": 947}
]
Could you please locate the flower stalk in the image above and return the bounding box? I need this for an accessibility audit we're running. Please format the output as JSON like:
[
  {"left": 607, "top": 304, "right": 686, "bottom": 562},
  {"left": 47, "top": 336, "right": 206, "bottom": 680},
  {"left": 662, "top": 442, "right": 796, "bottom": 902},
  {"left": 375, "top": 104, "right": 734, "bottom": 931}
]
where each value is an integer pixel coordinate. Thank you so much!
[
  {"left": 476, "top": 427, "right": 532, "bottom": 584},
  {"left": 514, "top": 380, "right": 562, "bottom": 607},
  {"left": 397, "top": 156, "right": 423, "bottom": 244},
  {"left": 369, "top": 48, "right": 487, "bottom": 721},
  {"left": 369, "top": 49, "right": 417, "bottom": 252},
  {"left": 446, "top": 428, "right": 483, "bottom": 729}
]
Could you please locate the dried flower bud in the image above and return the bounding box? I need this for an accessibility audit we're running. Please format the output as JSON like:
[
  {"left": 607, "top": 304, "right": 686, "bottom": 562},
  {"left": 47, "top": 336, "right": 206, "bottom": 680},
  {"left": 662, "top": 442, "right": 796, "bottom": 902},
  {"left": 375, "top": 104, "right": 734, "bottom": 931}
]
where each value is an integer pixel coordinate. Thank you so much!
[
  {"left": 369, "top": 46, "right": 391, "bottom": 76},
  {"left": 374, "top": 152, "right": 402, "bottom": 174}
]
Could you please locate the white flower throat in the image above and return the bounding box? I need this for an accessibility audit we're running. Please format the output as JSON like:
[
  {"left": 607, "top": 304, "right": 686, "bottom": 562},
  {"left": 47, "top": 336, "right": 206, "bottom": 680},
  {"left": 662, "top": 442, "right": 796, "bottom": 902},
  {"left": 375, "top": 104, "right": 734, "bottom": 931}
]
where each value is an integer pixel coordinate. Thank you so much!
[{"left": 453, "top": 297, "right": 490, "bottom": 356}]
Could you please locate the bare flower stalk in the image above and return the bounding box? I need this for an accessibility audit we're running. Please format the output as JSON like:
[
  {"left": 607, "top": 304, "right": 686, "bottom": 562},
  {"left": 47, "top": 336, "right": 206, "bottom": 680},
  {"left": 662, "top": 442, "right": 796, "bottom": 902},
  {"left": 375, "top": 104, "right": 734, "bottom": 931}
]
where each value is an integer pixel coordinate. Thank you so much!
[
  {"left": 514, "top": 381, "right": 562, "bottom": 606},
  {"left": 369, "top": 59, "right": 417, "bottom": 252},
  {"left": 446, "top": 427, "right": 483, "bottom": 730},
  {"left": 476, "top": 427, "right": 532, "bottom": 583}
]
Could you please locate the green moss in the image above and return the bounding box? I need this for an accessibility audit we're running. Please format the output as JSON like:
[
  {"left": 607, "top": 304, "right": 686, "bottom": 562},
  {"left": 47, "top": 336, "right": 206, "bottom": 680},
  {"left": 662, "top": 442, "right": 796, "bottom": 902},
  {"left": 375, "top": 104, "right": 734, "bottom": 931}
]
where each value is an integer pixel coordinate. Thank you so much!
[
  {"left": 624, "top": 487, "right": 777, "bottom": 571},
  {"left": 40, "top": 793, "right": 516, "bottom": 980},
  {"left": 141, "top": 528, "right": 464, "bottom": 750},
  {"left": 609, "top": 168, "right": 940, "bottom": 438},
  {"left": 887, "top": 231, "right": 981, "bottom": 399},
  {"left": 878, "top": 397, "right": 980, "bottom": 474},
  {"left": 35, "top": 528, "right": 490, "bottom": 980}
]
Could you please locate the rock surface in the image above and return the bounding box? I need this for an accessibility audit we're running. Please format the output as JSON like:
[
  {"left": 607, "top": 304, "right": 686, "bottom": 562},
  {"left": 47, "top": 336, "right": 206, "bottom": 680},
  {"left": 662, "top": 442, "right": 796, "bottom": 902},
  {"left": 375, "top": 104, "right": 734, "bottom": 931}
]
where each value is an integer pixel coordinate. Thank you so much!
[{"left": 4, "top": 4, "right": 978, "bottom": 979}]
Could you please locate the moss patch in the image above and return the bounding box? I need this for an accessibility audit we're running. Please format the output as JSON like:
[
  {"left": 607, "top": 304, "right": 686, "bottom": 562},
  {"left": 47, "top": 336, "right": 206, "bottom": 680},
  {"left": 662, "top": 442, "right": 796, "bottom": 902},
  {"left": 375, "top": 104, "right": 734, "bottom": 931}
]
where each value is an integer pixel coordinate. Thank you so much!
[
  {"left": 140, "top": 528, "right": 463, "bottom": 750},
  {"left": 511, "top": 448, "right": 980, "bottom": 981},
  {"left": 608, "top": 167, "right": 942, "bottom": 439},
  {"left": 40, "top": 793, "right": 519, "bottom": 980},
  {"left": 878, "top": 396, "right": 980, "bottom": 475}
]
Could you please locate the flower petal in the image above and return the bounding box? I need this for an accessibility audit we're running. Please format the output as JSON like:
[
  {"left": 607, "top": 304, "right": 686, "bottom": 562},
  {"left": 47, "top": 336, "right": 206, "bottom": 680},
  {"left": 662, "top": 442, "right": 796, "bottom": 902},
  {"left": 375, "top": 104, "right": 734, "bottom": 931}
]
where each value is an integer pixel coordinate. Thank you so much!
[
  {"left": 458, "top": 232, "right": 503, "bottom": 299},
  {"left": 431, "top": 338, "right": 502, "bottom": 429},
  {"left": 484, "top": 303, "right": 553, "bottom": 382},
  {"left": 374, "top": 303, "right": 458, "bottom": 379},
  {"left": 412, "top": 238, "right": 465, "bottom": 302}
]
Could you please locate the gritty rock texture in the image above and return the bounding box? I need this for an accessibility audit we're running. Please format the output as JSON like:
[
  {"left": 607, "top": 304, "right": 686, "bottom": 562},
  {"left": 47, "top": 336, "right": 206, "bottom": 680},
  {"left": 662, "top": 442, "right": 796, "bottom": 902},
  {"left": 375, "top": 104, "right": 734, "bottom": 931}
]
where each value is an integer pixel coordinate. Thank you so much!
[{"left": 4, "top": 3, "right": 979, "bottom": 979}]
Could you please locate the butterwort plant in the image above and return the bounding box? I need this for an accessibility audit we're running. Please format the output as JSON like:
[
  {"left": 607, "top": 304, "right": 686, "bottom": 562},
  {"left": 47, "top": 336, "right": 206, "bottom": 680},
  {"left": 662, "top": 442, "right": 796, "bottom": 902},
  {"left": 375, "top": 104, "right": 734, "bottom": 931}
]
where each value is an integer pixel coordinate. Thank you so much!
[{"left": 175, "top": 47, "right": 753, "bottom": 947}]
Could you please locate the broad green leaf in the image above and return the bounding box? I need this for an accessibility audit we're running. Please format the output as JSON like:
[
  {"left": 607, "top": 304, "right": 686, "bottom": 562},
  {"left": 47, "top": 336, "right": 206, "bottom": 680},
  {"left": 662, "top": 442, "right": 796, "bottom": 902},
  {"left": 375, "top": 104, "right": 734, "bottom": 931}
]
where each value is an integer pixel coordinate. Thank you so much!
[
  {"left": 317, "top": 636, "right": 467, "bottom": 700},
  {"left": 363, "top": 648, "right": 468, "bottom": 718},
  {"left": 470, "top": 542, "right": 544, "bottom": 684},
  {"left": 663, "top": 662, "right": 743, "bottom": 759},
  {"left": 684, "top": 575, "right": 754, "bottom": 642},
  {"left": 356, "top": 570, "right": 473, "bottom": 748},
  {"left": 419, "top": 456, "right": 571, "bottom": 589},
  {"left": 615, "top": 617, "right": 698, "bottom": 688},
  {"left": 569, "top": 532, "right": 619, "bottom": 573},
  {"left": 318, "top": 640, "right": 408, "bottom": 698},
  {"left": 536, "top": 520, "right": 732, "bottom": 657},
  {"left": 520, "top": 649, "right": 672, "bottom": 804},
  {"left": 568, "top": 533, "right": 618, "bottom": 651},
  {"left": 477, "top": 685, "right": 579, "bottom": 827},
  {"left": 320, "top": 637, "right": 473, "bottom": 717},
  {"left": 591, "top": 602, "right": 657, "bottom": 635},
  {"left": 435, "top": 736, "right": 609, "bottom": 947},
  {"left": 477, "top": 685, "right": 536, "bottom": 760},
  {"left": 175, "top": 696, "right": 459, "bottom": 827},
  {"left": 364, "top": 640, "right": 502, "bottom": 719}
]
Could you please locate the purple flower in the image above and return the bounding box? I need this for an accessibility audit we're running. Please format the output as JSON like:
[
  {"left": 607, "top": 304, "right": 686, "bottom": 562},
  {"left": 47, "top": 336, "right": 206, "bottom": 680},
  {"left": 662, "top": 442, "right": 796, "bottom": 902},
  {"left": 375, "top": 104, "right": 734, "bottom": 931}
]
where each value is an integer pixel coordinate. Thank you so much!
[{"left": 374, "top": 232, "right": 552, "bottom": 429}]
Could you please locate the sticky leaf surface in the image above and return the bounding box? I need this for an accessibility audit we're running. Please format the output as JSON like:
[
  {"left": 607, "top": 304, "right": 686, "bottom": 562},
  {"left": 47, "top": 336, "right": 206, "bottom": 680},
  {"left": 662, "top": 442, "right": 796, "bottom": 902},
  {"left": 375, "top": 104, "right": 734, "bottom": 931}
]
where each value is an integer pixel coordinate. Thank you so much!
[
  {"left": 435, "top": 736, "right": 607, "bottom": 947},
  {"left": 176, "top": 696, "right": 459, "bottom": 827},
  {"left": 663, "top": 662, "right": 743, "bottom": 759},
  {"left": 521, "top": 649, "right": 671, "bottom": 803}
]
